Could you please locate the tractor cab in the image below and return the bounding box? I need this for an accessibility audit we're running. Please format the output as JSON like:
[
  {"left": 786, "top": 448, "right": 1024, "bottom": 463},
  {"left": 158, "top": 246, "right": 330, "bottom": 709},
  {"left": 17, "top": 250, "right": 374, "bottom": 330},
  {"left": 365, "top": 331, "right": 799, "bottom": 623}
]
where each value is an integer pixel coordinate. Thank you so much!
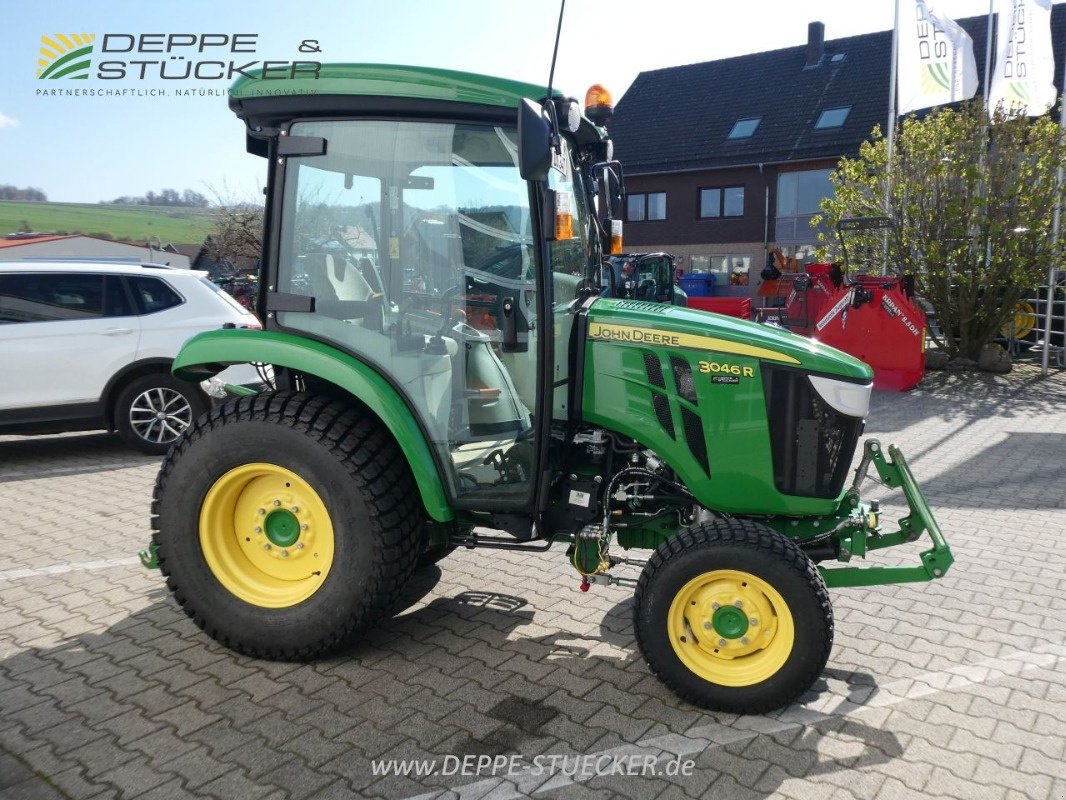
[{"left": 224, "top": 66, "right": 622, "bottom": 512}]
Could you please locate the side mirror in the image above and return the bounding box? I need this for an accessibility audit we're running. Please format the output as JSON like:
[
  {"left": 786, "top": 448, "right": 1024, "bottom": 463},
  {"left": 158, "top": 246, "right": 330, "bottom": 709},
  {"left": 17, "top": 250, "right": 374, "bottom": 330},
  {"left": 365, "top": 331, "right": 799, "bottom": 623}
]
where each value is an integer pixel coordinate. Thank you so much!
[
  {"left": 594, "top": 161, "right": 624, "bottom": 223},
  {"left": 518, "top": 99, "right": 552, "bottom": 181},
  {"left": 593, "top": 161, "right": 625, "bottom": 253}
]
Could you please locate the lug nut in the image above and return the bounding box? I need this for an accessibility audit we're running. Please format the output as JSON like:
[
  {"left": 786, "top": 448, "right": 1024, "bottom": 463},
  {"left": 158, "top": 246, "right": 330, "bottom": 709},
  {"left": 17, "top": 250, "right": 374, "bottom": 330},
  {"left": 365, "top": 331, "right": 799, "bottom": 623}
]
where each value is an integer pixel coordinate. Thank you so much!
[
  {"left": 280, "top": 550, "right": 289, "bottom": 558},
  {"left": 734, "top": 600, "right": 744, "bottom": 609},
  {"left": 718, "top": 638, "right": 727, "bottom": 647},
  {"left": 750, "top": 617, "right": 758, "bottom": 626},
  {"left": 254, "top": 526, "right": 262, "bottom": 534},
  {"left": 262, "top": 543, "right": 271, "bottom": 551},
  {"left": 741, "top": 637, "right": 750, "bottom": 645},
  {"left": 703, "top": 621, "right": 712, "bottom": 630},
  {"left": 711, "top": 602, "right": 720, "bottom": 610},
  {"left": 257, "top": 508, "right": 265, "bottom": 515},
  {"left": 272, "top": 499, "right": 281, "bottom": 507},
  {"left": 295, "top": 542, "right": 305, "bottom": 550},
  {"left": 291, "top": 506, "right": 299, "bottom": 513},
  {"left": 301, "top": 524, "right": 309, "bottom": 531}
]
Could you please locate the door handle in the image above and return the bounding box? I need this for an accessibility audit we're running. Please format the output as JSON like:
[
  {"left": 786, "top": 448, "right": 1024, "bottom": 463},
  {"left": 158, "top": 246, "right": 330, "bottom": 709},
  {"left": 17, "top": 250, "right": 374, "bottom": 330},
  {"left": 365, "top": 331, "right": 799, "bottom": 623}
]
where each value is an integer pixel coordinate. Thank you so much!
[{"left": 101, "top": 327, "right": 134, "bottom": 336}]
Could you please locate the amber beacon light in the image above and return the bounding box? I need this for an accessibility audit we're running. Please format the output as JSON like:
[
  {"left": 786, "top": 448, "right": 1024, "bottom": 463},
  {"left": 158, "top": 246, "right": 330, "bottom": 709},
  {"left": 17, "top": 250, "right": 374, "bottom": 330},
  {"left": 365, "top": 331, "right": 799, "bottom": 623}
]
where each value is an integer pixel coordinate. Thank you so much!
[{"left": 584, "top": 84, "right": 613, "bottom": 125}]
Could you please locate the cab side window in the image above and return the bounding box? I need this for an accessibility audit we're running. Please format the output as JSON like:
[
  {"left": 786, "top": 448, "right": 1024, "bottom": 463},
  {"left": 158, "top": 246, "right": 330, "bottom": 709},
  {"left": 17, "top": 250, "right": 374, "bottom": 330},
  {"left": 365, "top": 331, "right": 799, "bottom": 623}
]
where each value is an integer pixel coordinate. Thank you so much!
[{"left": 0, "top": 273, "right": 104, "bottom": 323}]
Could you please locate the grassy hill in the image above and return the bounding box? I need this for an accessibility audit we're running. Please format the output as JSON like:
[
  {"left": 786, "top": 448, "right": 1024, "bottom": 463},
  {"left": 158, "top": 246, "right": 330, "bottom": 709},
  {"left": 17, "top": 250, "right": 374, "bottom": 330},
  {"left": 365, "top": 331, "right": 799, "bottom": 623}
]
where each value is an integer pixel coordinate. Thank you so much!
[{"left": 0, "top": 201, "right": 214, "bottom": 246}]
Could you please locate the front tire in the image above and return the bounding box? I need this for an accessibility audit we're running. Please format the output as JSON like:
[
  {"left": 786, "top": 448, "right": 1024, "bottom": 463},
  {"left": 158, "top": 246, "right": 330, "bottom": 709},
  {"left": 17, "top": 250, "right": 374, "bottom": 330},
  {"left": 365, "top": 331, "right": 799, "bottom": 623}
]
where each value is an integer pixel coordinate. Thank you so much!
[
  {"left": 151, "top": 392, "right": 423, "bottom": 659},
  {"left": 634, "top": 519, "right": 833, "bottom": 714}
]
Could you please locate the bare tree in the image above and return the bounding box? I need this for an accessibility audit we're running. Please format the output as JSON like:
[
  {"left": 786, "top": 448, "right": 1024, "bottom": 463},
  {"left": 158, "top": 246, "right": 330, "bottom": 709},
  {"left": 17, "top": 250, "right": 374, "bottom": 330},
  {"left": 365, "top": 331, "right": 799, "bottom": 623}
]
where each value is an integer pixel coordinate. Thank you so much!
[{"left": 205, "top": 185, "right": 265, "bottom": 271}]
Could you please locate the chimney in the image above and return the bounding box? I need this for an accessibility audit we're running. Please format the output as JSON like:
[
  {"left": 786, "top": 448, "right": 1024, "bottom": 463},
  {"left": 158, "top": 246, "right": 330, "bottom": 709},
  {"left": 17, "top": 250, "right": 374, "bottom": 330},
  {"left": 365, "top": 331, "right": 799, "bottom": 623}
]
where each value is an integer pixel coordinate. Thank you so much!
[{"left": 806, "top": 21, "right": 825, "bottom": 67}]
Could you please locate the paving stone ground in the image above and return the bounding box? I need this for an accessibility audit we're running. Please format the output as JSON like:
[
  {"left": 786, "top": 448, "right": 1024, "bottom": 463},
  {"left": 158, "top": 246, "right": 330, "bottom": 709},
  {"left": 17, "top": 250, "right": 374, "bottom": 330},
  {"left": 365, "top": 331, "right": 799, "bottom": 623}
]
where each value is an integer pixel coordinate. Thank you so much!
[{"left": 1, "top": 364, "right": 1065, "bottom": 800}]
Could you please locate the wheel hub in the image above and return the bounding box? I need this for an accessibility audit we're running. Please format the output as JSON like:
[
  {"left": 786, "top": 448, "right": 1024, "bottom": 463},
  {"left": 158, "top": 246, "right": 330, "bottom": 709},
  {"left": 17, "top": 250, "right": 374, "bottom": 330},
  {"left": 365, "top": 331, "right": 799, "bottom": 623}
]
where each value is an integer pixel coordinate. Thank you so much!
[
  {"left": 264, "top": 509, "right": 300, "bottom": 547},
  {"left": 711, "top": 605, "right": 749, "bottom": 639}
]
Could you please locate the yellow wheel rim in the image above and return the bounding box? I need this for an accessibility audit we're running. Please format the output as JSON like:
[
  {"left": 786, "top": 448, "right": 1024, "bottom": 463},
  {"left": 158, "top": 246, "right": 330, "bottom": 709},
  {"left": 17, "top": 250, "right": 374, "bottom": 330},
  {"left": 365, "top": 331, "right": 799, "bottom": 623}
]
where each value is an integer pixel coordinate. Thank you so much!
[
  {"left": 199, "top": 463, "right": 335, "bottom": 608},
  {"left": 1002, "top": 301, "right": 1038, "bottom": 339},
  {"left": 667, "top": 569, "right": 795, "bottom": 687}
]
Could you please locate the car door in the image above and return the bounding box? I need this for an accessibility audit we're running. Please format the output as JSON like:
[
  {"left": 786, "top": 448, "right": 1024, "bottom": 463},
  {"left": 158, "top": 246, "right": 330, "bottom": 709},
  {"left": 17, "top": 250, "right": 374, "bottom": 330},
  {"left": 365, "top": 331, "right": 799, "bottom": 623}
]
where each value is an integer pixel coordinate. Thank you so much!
[{"left": 0, "top": 272, "right": 140, "bottom": 411}]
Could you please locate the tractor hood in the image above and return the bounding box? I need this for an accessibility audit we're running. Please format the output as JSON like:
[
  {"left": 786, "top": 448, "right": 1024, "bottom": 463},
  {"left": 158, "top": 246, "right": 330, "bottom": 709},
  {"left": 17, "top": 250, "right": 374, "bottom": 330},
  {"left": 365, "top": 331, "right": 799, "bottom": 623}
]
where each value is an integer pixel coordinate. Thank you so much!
[{"left": 586, "top": 298, "right": 873, "bottom": 382}]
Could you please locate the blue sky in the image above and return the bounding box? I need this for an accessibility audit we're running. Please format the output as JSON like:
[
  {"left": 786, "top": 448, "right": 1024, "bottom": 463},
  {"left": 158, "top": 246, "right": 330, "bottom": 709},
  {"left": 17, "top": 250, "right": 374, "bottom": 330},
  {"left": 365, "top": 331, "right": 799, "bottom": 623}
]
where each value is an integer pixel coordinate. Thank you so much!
[{"left": 1, "top": 0, "right": 1010, "bottom": 203}]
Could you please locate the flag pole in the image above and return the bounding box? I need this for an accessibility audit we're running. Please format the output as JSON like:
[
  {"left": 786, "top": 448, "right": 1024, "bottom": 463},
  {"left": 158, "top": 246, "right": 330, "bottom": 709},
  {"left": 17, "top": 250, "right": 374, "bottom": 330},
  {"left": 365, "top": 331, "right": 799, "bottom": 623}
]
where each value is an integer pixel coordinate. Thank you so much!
[
  {"left": 884, "top": 0, "right": 900, "bottom": 274},
  {"left": 981, "top": 1, "right": 994, "bottom": 281},
  {"left": 1042, "top": 50, "right": 1066, "bottom": 376},
  {"left": 984, "top": 0, "right": 994, "bottom": 108}
]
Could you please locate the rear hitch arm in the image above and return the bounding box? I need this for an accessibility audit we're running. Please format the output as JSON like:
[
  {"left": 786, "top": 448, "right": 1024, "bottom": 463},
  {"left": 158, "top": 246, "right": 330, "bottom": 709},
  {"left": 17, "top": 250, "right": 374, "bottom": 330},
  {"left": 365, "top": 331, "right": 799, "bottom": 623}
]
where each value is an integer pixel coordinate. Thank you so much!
[{"left": 819, "top": 439, "right": 954, "bottom": 589}]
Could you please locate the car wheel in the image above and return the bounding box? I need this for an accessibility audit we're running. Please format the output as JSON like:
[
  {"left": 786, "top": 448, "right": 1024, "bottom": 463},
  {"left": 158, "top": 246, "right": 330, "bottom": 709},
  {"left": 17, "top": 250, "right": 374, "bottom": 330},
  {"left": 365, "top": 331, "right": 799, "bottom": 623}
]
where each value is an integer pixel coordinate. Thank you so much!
[{"left": 115, "top": 373, "right": 207, "bottom": 455}]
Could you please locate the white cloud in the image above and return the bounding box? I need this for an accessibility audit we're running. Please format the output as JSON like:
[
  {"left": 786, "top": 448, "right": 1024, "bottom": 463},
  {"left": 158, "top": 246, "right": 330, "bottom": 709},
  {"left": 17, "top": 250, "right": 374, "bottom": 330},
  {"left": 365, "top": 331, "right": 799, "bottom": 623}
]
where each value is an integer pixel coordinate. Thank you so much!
[{"left": 0, "top": 113, "right": 20, "bottom": 129}]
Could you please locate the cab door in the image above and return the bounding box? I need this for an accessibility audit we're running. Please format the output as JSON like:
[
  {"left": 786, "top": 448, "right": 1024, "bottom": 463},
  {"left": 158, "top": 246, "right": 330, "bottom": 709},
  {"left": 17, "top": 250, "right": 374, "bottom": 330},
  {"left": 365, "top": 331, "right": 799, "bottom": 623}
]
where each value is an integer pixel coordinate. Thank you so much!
[{"left": 270, "top": 118, "right": 545, "bottom": 509}]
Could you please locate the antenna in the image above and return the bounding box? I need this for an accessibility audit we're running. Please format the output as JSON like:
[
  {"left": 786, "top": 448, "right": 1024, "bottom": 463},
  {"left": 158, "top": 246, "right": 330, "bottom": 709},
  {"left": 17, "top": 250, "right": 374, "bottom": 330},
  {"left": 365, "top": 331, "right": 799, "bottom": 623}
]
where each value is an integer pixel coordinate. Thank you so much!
[
  {"left": 546, "top": 0, "right": 565, "bottom": 102},
  {"left": 544, "top": 0, "right": 566, "bottom": 147}
]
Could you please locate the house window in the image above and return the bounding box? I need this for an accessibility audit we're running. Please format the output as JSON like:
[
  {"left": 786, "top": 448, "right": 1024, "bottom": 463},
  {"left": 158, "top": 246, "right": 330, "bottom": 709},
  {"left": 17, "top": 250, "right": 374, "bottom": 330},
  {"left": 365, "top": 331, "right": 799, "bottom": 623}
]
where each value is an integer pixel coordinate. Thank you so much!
[
  {"left": 628, "top": 192, "right": 666, "bottom": 221},
  {"left": 699, "top": 186, "right": 745, "bottom": 218},
  {"left": 775, "top": 168, "right": 834, "bottom": 244},
  {"left": 688, "top": 254, "right": 752, "bottom": 286},
  {"left": 814, "top": 106, "right": 851, "bottom": 129},
  {"left": 727, "top": 117, "right": 761, "bottom": 139}
]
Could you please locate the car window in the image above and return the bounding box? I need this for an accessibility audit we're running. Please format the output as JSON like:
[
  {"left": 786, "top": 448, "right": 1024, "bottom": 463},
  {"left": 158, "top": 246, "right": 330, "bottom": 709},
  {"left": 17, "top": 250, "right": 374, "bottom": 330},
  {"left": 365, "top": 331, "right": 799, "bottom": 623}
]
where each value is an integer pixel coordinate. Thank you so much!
[
  {"left": 129, "top": 276, "right": 184, "bottom": 314},
  {"left": 199, "top": 277, "right": 254, "bottom": 315},
  {"left": 0, "top": 273, "right": 104, "bottom": 323},
  {"left": 104, "top": 275, "right": 134, "bottom": 317}
]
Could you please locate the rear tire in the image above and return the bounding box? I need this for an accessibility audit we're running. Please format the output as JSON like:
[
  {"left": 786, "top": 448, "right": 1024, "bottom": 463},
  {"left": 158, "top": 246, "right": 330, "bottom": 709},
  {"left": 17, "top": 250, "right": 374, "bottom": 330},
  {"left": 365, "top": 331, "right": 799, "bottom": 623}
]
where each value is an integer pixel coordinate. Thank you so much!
[
  {"left": 634, "top": 519, "right": 833, "bottom": 714},
  {"left": 115, "top": 373, "right": 207, "bottom": 455},
  {"left": 151, "top": 391, "right": 423, "bottom": 659}
]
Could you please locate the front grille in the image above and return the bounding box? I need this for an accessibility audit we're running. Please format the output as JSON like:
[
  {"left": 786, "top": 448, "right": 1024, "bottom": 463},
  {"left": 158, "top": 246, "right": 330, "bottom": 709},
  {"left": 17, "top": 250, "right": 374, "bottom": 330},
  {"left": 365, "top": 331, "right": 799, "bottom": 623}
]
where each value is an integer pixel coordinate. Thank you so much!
[{"left": 762, "top": 366, "right": 863, "bottom": 498}]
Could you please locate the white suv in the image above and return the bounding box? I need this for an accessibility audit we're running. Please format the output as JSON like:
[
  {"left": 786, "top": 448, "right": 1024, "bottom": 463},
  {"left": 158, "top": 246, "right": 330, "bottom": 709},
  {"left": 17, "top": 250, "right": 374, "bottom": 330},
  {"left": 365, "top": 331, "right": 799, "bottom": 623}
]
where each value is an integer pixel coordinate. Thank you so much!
[{"left": 0, "top": 261, "right": 263, "bottom": 454}]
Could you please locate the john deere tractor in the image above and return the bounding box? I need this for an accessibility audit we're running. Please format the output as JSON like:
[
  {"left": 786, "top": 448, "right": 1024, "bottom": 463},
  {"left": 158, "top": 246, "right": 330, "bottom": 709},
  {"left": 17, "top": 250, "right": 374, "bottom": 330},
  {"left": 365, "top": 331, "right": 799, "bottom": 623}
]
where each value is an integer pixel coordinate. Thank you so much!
[{"left": 148, "top": 64, "right": 953, "bottom": 713}]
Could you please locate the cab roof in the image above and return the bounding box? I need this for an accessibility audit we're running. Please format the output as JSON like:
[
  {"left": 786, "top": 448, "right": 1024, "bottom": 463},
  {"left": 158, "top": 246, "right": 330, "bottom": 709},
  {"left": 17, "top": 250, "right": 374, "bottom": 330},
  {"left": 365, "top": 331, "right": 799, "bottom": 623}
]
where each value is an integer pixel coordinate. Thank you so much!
[{"left": 229, "top": 63, "right": 559, "bottom": 112}]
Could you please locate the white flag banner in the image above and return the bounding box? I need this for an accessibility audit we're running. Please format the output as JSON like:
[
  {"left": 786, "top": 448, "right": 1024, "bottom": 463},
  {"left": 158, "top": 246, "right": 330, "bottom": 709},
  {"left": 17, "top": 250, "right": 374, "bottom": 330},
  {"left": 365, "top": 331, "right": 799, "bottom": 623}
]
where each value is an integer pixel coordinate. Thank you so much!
[
  {"left": 897, "top": 0, "right": 980, "bottom": 115},
  {"left": 988, "top": 0, "right": 1057, "bottom": 116}
]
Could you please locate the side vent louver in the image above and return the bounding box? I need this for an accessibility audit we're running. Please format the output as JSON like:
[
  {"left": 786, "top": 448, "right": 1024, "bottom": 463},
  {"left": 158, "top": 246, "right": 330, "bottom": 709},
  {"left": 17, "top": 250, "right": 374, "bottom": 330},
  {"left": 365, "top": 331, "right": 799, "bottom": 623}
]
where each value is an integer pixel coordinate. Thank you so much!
[
  {"left": 644, "top": 352, "right": 674, "bottom": 438},
  {"left": 681, "top": 407, "right": 710, "bottom": 475},
  {"left": 671, "top": 356, "right": 697, "bottom": 405},
  {"left": 652, "top": 392, "right": 675, "bottom": 438},
  {"left": 643, "top": 351, "right": 665, "bottom": 388}
]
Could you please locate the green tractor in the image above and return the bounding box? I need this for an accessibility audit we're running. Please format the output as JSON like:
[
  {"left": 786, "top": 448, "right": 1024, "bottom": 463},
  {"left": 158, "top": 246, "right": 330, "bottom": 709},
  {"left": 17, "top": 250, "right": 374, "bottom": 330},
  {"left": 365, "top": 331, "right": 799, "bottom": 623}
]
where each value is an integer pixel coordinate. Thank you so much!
[{"left": 148, "top": 64, "right": 953, "bottom": 713}]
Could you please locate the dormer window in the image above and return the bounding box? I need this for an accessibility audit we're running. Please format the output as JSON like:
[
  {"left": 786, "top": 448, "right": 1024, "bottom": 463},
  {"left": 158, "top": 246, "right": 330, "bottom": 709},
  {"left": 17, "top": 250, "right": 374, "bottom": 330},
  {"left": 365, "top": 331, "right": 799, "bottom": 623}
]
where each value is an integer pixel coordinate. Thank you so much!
[
  {"left": 727, "top": 117, "right": 761, "bottom": 139},
  {"left": 814, "top": 106, "right": 851, "bottom": 129}
]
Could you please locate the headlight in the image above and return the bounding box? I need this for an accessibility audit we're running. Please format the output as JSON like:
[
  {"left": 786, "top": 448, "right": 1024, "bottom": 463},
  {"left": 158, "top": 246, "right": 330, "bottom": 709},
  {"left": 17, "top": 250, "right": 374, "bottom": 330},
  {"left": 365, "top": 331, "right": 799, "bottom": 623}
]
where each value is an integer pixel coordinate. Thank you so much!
[{"left": 808, "top": 375, "right": 871, "bottom": 418}]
